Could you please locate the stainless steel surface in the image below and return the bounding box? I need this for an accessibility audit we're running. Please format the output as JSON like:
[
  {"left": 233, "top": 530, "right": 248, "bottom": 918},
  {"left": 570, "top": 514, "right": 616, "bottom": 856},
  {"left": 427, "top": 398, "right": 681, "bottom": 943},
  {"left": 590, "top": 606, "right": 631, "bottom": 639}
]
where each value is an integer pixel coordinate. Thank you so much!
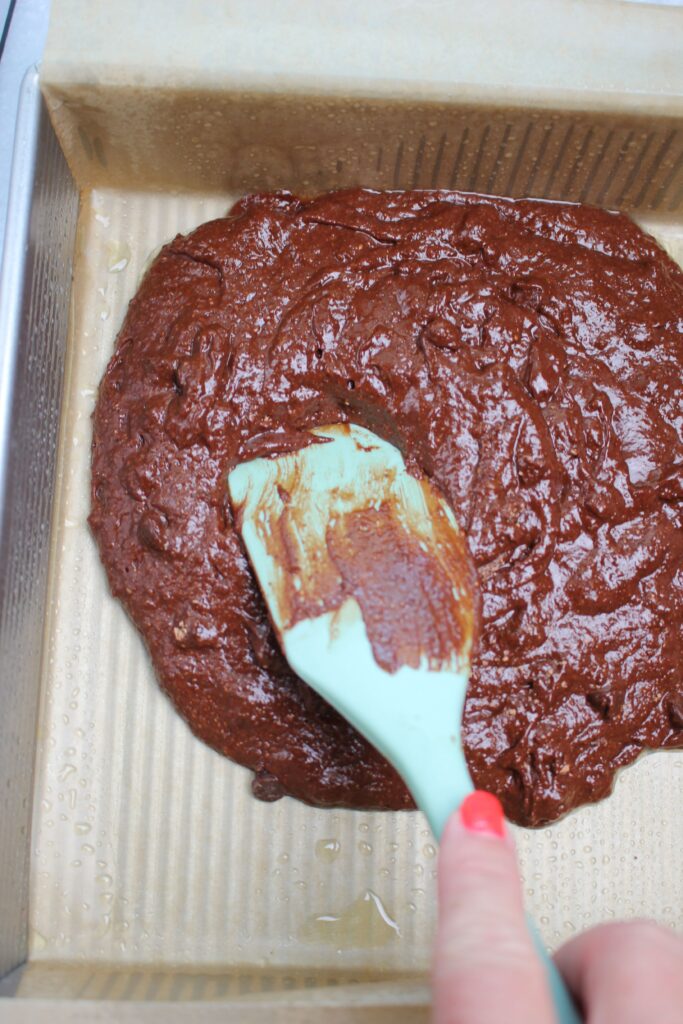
[
  {"left": 0, "top": 0, "right": 52, "bottom": 252},
  {"left": 0, "top": 66, "right": 78, "bottom": 979}
]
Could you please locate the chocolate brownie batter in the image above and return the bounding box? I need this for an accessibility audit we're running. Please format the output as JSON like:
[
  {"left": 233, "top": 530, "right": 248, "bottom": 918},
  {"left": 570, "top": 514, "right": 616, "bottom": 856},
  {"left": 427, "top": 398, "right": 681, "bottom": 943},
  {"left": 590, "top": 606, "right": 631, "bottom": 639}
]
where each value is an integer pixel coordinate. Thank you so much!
[{"left": 90, "top": 188, "right": 683, "bottom": 826}]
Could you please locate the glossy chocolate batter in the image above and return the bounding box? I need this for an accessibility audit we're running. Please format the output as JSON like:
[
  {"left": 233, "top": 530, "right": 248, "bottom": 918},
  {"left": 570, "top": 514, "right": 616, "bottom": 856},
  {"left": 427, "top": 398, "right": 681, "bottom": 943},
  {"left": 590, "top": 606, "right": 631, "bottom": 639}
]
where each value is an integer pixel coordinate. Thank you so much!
[{"left": 90, "top": 188, "right": 683, "bottom": 826}]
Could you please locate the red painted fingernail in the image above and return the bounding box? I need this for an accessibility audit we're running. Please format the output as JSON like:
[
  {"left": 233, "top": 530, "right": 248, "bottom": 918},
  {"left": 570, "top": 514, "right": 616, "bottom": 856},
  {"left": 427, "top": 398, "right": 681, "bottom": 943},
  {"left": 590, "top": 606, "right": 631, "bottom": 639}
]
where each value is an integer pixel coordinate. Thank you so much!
[{"left": 460, "top": 790, "right": 506, "bottom": 838}]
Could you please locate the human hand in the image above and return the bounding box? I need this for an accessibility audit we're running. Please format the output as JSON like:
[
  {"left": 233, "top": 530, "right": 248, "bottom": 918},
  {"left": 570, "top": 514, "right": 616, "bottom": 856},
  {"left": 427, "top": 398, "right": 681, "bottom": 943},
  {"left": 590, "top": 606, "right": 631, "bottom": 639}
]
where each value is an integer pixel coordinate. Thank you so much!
[{"left": 433, "top": 791, "right": 683, "bottom": 1024}]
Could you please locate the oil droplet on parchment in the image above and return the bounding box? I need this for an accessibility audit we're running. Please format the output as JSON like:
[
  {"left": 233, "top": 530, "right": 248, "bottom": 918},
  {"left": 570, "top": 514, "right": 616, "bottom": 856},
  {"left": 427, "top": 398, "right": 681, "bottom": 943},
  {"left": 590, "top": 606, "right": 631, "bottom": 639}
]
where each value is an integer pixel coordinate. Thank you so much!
[
  {"left": 300, "top": 889, "right": 400, "bottom": 948},
  {"left": 315, "top": 838, "right": 341, "bottom": 862},
  {"left": 107, "top": 242, "right": 131, "bottom": 273}
]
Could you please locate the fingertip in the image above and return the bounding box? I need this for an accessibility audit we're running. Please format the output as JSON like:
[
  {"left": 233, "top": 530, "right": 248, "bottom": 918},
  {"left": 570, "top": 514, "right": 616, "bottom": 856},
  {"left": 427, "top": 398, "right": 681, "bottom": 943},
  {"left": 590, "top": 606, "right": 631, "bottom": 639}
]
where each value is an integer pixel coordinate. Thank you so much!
[
  {"left": 437, "top": 800, "right": 522, "bottom": 923},
  {"left": 434, "top": 803, "right": 553, "bottom": 1024},
  {"left": 460, "top": 790, "right": 506, "bottom": 838},
  {"left": 554, "top": 920, "right": 683, "bottom": 1024},
  {"left": 440, "top": 792, "right": 514, "bottom": 867}
]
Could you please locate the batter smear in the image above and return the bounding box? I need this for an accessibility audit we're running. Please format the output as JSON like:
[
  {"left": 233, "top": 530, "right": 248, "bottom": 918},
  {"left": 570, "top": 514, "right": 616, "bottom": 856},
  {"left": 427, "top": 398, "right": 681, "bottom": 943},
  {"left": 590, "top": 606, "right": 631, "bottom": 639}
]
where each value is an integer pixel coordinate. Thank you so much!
[{"left": 90, "top": 189, "right": 683, "bottom": 826}]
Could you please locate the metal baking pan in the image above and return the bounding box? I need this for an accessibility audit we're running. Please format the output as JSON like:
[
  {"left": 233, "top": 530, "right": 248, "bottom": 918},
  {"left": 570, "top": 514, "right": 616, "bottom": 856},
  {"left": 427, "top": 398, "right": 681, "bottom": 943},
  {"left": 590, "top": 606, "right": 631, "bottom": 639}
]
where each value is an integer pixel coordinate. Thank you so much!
[
  {"left": 0, "top": 65, "right": 78, "bottom": 990},
  {"left": 1, "top": 1, "right": 683, "bottom": 1018}
]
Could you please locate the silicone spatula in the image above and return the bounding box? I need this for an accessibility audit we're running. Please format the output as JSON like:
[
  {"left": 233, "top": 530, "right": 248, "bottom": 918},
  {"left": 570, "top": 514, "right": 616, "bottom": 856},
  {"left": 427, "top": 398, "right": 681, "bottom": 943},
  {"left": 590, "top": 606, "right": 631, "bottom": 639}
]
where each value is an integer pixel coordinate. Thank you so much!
[{"left": 228, "top": 422, "right": 580, "bottom": 1024}]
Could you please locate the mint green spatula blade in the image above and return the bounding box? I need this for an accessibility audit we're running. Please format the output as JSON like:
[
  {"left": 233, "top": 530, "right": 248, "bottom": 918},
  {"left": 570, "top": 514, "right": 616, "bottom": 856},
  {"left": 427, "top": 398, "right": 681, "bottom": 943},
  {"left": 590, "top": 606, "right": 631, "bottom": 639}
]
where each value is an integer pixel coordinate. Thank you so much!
[
  {"left": 228, "top": 422, "right": 580, "bottom": 1024},
  {"left": 229, "top": 422, "right": 476, "bottom": 839}
]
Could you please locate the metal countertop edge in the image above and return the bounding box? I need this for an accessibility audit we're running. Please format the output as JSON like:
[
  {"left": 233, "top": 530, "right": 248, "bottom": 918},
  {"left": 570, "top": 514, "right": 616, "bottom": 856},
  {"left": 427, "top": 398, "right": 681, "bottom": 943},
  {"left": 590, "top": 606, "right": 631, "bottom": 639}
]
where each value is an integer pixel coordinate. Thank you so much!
[{"left": 0, "top": 66, "right": 40, "bottom": 537}]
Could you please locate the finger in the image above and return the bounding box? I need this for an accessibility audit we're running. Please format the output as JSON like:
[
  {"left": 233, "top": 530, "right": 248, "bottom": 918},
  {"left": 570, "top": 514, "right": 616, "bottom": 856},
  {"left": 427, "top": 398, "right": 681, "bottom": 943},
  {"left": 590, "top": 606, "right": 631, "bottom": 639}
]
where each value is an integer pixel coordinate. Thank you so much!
[
  {"left": 433, "top": 791, "right": 555, "bottom": 1024},
  {"left": 555, "top": 919, "right": 683, "bottom": 1024}
]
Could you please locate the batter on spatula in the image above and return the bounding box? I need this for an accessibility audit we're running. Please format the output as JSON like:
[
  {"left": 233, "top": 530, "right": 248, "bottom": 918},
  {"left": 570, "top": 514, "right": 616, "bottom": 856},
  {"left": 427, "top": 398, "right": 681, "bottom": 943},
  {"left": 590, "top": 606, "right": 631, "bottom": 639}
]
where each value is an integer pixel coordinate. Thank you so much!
[{"left": 90, "top": 188, "right": 683, "bottom": 826}]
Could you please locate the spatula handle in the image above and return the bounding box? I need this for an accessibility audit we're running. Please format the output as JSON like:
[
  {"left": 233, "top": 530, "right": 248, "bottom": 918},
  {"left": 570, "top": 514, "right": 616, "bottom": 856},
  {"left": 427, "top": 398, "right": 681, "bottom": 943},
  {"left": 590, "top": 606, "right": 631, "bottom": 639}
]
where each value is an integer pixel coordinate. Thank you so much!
[
  {"left": 528, "top": 920, "right": 582, "bottom": 1024},
  {"left": 283, "top": 632, "right": 581, "bottom": 1022}
]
